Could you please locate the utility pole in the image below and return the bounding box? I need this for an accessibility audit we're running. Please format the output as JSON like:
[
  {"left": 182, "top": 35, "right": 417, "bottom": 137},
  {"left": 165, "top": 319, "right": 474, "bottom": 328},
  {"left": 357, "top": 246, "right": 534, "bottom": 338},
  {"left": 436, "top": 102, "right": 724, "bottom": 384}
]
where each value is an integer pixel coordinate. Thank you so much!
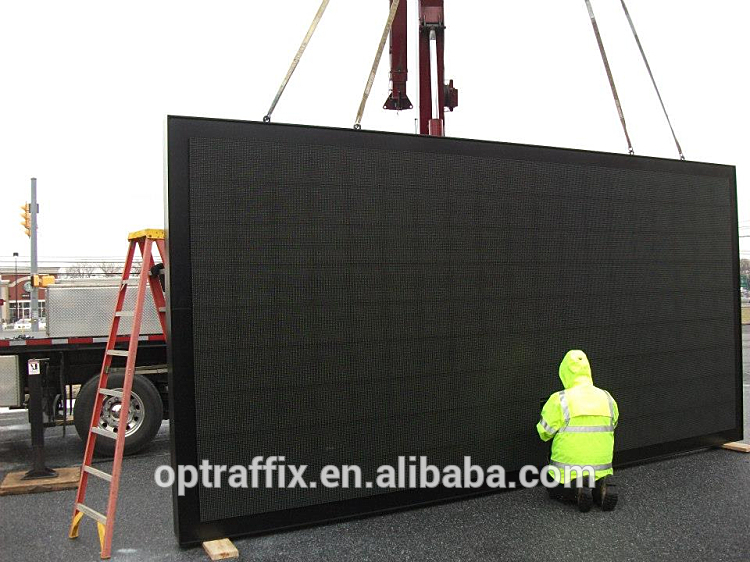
[
  {"left": 13, "top": 252, "right": 19, "bottom": 323},
  {"left": 30, "top": 178, "right": 39, "bottom": 332}
]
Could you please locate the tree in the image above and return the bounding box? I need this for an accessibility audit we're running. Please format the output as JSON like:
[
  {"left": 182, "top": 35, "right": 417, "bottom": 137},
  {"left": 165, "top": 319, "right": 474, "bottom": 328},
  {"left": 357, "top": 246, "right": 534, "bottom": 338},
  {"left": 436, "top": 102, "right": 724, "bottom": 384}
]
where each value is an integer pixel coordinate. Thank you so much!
[
  {"left": 63, "top": 261, "right": 141, "bottom": 279},
  {"left": 741, "top": 259, "right": 750, "bottom": 276},
  {"left": 96, "top": 262, "right": 125, "bottom": 277},
  {"left": 65, "top": 262, "right": 97, "bottom": 278}
]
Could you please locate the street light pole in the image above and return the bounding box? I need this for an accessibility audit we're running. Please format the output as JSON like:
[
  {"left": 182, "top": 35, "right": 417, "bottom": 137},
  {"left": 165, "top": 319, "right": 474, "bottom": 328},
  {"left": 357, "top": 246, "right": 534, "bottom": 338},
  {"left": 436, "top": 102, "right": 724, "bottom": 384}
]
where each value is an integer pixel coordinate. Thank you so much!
[{"left": 13, "top": 252, "right": 19, "bottom": 323}]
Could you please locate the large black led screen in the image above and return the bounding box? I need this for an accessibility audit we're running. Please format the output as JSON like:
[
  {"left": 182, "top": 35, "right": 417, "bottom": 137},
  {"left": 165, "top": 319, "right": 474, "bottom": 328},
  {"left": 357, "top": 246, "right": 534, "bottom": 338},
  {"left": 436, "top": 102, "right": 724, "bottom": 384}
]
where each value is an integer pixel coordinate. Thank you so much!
[{"left": 166, "top": 116, "right": 742, "bottom": 545}]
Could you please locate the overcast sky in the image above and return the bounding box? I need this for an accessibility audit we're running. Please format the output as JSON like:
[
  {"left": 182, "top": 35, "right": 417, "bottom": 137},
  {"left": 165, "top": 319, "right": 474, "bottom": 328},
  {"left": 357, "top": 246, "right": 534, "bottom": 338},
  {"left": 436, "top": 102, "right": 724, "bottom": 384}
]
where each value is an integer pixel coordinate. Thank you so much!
[{"left": 1, "top": 0, "right": 748, "bottom": 267}]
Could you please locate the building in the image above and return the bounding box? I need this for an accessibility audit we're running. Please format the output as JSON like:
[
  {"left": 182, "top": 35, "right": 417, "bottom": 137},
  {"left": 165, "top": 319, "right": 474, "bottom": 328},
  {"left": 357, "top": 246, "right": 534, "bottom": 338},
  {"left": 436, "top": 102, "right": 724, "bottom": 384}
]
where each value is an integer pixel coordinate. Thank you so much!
[{"left": 0, "top": 267, "right": 59, "bottom": 324}]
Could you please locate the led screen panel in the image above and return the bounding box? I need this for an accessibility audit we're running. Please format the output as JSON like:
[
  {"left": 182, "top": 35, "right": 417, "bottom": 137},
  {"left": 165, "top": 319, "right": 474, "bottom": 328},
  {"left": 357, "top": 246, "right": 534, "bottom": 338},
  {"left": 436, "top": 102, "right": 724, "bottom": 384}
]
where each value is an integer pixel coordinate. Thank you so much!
[{"left": 166, "top": 116, "right": 742, "bottom": 545}]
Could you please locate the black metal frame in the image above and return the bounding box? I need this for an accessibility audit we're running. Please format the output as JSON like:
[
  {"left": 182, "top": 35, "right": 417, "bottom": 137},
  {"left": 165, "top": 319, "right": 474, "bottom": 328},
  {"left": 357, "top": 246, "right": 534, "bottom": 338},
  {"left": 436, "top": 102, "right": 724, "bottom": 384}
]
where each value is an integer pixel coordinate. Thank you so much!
[{"left": 165, "top": 116, "right": 742, "bottom": 546}]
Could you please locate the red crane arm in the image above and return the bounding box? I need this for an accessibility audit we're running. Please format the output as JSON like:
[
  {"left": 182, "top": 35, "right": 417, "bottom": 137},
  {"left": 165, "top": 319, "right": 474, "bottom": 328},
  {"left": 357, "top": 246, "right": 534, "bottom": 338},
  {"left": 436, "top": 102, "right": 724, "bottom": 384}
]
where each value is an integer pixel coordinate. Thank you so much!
[
  {"left": 382, "top": 0, "right": 457, "bottom": 136},
  {"left": 383, "top": 0, "right": 412, "bottom": 111},
  {"left": 418, "top": 0, "right": 457, "bottom": 136}
]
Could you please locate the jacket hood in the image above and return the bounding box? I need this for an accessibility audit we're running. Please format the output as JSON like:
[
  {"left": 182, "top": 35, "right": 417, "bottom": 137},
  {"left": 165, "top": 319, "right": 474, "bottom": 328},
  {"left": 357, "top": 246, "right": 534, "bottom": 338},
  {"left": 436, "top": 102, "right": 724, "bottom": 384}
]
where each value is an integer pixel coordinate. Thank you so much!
[{"left": 559, "top": 350, "right": 593, "bottom": 389}]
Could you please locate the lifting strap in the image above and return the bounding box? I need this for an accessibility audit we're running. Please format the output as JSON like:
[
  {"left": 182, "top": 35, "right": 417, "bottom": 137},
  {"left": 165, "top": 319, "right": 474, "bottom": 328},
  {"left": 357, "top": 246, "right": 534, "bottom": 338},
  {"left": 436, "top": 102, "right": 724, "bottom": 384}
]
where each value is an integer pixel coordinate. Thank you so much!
[
  {"left": 264, "top": 0, "right": 331, "bottom": 123},
  {"left": 354, "top": 0, "right": 401, "bottom": 129},
  {"left": 619, "top": 0, "right": 685, "bottom": 160},
  {"left": 583, "top": 0, "right": 635, "bottom": 155}
]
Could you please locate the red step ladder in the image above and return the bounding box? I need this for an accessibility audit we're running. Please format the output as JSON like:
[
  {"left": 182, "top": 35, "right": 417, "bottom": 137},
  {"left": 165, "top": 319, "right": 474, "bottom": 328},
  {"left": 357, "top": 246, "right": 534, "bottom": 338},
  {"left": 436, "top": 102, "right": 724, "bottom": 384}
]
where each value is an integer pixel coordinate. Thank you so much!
[{"left": 69, "top": 229, "right": 168, "bottom": 559}]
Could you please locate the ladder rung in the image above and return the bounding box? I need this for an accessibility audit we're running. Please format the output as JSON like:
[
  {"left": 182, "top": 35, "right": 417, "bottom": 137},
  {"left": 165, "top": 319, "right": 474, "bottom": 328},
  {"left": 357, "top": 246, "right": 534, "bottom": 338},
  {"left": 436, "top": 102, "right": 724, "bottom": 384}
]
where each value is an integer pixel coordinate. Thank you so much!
[
  {"left": 83, "top": 465, "right": 113, "bottom": 482},
  {"left": 157, "top": 307, "right": 166, "bottom": 313},
  {"left": 91, "top": 426, "right": 117, "bottom": 440},
  {"left": 76, "top": 503, "right": 107, "bottom": 525},
  {"left": 115, "top": 311, "right": 134, "bottom": 317},
  {"left": 99, "top": 388, "right": 123, "bottom": 398},
  {"left": 106, "top": 349, "right": 129, "bottom": 357}
]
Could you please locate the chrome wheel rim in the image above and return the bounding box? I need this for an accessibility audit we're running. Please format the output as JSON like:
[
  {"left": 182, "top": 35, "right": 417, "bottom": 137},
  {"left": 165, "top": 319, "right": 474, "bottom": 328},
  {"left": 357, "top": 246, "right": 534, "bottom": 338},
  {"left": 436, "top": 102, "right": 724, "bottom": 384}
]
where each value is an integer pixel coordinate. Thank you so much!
[{"left": 99, "top": 389, "right": 144, "bottom": 437}]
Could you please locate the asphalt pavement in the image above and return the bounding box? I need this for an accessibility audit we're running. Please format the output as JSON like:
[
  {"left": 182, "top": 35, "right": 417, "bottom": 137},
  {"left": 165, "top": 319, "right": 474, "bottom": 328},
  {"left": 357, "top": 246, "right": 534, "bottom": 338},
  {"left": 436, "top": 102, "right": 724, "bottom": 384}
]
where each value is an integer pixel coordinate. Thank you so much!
[{"left": 1, "top": 327, "right": 748, "bottom": 562}]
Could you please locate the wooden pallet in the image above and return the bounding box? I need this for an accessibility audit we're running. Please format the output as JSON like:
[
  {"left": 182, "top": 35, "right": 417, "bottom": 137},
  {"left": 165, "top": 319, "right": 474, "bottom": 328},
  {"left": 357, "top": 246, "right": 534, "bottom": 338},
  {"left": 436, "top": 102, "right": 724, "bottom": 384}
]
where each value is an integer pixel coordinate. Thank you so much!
[{"left": 0, "top": 466, "right": 80, "bottom": 496}]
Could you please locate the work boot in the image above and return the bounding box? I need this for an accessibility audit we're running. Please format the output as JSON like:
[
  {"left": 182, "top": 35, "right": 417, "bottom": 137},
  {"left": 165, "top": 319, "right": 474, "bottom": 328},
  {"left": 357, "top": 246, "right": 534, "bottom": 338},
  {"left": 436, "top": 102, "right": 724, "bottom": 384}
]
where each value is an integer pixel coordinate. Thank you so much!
[
  {"left": 593, "top": 477, "right": 618, "bottom": 511},
  {"left": 548, "top": 480, "right": 578, "bottom": 503},
  {"left": 576, "top": 486, "right": 593, "bottom": 513}
]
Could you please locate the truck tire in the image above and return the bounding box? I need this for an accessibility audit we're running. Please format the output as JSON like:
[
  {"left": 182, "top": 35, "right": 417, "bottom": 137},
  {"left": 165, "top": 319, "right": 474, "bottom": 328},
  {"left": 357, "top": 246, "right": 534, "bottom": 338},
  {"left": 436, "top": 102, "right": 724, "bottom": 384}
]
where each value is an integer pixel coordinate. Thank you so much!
[{"left": 74, "top": 373, "right": 163, "bottom": 456}]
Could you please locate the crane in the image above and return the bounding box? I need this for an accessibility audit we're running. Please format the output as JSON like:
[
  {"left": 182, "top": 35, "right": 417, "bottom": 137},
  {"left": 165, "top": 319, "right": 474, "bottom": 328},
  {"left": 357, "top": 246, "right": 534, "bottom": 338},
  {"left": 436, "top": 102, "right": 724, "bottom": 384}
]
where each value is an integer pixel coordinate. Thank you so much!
[
  {"left": 265, "top": 0, "right": 683, "bottom": 158},
  {"left": 383, "top": 0, "right": 458, "bottom": 136}
]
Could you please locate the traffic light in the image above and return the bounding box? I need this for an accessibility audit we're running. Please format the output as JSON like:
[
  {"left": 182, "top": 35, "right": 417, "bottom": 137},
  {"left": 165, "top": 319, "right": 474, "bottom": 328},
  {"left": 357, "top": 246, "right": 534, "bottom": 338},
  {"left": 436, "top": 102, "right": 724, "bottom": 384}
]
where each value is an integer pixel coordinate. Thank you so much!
[
  {"left": 31, "top": 274, "right": 55, "bottom": 288},
  {"left": 20, "top": 203, "right": 31, "bottom": 237}
]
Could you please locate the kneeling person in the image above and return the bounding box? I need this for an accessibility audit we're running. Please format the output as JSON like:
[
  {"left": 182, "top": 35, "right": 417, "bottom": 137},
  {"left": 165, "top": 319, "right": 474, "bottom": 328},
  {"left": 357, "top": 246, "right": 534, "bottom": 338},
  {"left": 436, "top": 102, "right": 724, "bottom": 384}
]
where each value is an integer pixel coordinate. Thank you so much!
[{"left": 536, "top": 349, "right": 619, "bottom": 512}]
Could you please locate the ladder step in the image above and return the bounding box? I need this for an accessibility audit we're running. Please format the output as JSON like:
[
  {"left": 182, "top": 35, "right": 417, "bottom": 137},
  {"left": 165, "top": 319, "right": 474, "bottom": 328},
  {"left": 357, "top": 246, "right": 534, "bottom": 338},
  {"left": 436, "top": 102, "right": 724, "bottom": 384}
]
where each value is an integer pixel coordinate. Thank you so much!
[
  {"left": 106, "top": 349, "right": 129, "bottom": 357},
  {"left": 83, "top": 465, "right": 113, "bottom": 482},
  {"left": 76, "top": 502, "right": 107, "bottom": 524},
  {"left": 157, "top": 307, "right": 166, "bottom": 313},
  {"left": 99, "top": 388, "right": 123, "bottom": 398},
  {"left": 91, "top": 426, "right": 117, "bottom": 440},
  {"left": 115, "top": 311, "right": 134, "bottom": 317}
]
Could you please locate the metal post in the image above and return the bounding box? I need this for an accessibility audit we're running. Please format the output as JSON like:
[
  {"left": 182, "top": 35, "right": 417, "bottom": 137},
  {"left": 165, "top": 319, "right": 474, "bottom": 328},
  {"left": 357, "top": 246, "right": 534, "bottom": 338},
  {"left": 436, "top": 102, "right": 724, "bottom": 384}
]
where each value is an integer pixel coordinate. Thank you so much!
[
  {"left": 30, "top": 178, "right": 39, "bottom": 332},
  {"left": 24, "top": 358, "right": 57, "bottom": 479},
  {"left": 13, "top": 252, "right": 19, "bottom": 323}
]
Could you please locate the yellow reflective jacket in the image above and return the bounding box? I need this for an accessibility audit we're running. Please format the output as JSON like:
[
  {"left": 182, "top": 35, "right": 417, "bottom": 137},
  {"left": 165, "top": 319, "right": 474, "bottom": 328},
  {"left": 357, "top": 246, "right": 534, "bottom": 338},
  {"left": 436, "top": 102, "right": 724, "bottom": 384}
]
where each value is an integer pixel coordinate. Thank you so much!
[{"left": 536, "top": 350, "right": 619, "bottom": 483}]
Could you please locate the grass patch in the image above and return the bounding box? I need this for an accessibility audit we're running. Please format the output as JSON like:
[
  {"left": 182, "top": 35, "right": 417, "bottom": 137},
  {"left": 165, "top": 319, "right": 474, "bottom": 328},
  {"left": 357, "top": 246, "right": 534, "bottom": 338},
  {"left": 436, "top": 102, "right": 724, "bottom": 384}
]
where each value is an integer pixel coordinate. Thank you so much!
[{"left": 743, "top": 307, "right": 750, "bottom": 325}]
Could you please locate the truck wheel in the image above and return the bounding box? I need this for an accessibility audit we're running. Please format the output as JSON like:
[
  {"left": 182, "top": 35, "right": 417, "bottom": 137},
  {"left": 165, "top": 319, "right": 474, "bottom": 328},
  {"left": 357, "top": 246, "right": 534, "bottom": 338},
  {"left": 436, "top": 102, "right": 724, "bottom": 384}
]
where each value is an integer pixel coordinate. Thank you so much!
[{"left": 74, "top": 373, "right": 163, "bottom": 456}]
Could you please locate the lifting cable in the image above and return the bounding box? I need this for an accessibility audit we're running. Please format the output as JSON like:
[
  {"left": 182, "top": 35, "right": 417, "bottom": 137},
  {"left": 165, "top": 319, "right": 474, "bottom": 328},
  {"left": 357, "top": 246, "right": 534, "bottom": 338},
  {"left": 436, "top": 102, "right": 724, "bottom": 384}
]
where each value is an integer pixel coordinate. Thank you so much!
[
  {"left": 354, "top": 0, "right": 401, "bottom": 130},
  {"left": 619, "top": 0, "right": 685, "bottom": 160},
  {"left": 264, "top": 0, "right": 331, "bottom": 123},
  {"left": 583, "top": 0, "right": 635, "bottom": 155}
]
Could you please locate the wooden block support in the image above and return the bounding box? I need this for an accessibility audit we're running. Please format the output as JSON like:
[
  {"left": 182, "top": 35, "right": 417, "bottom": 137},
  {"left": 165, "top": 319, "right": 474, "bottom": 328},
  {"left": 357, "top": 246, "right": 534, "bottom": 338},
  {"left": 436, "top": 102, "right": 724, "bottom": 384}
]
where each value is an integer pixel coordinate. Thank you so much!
[
  {"left": 721, "top": 441, "right": 750, "bottom": 453},
  {"left": 202, "top": 538, "right": 239, "bottom": 560},
  {"left": 0, "top": 466, "right": 80, "bottom": 496}
]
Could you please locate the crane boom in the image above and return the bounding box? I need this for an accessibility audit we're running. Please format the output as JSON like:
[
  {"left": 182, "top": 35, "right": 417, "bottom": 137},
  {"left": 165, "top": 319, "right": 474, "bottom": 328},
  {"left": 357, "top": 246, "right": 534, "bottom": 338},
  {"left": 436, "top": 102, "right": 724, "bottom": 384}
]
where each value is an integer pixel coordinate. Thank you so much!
[
  {"left": 383, "top": 0, "right": 412, "bottom": 111},
  {"left": 383, "top": 0, "right": 458, "bottom": 136}
]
